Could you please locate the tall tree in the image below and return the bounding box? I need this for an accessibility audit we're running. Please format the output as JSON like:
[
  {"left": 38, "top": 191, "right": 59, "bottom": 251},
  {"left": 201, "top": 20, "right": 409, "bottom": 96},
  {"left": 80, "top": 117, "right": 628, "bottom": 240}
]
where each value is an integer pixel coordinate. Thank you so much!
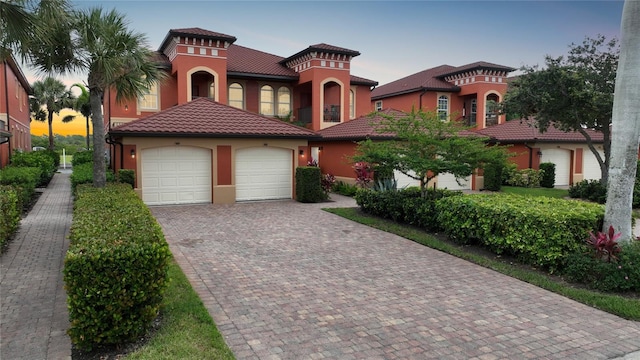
[
  {"left": 604, "top": 0, "right": 640, "bottom": 242},
  {"left": 502, "top": 35, "right": 619, "bottom": 185},
  {"left": 30, "top": 77, "right": 75, "bottom": 150},
  {"left": 71, "top": 83, "right": 92, "bottom": 150},
  {"left": 29, "top": 7, "right": 165, "bottom": 187},
  {"left": 353, "top": 109, "right": 509, "bottom": 195}
]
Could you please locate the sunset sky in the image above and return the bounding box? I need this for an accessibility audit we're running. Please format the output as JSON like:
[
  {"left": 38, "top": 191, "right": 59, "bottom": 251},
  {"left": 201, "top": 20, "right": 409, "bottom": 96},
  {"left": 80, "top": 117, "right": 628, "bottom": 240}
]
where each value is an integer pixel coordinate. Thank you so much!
[
  {"left": 23, "top": 0, "right": 625, "bottom": 136},
  {"left": 30, "top": 109, "right": 92, "bottom": 136}
]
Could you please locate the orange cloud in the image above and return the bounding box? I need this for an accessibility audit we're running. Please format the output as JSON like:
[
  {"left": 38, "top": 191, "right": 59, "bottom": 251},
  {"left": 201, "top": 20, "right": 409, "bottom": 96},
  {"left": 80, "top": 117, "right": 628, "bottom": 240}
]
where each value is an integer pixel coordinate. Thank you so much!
[{"left": 30, "top": 109, "right": 93, "bottom": 136}]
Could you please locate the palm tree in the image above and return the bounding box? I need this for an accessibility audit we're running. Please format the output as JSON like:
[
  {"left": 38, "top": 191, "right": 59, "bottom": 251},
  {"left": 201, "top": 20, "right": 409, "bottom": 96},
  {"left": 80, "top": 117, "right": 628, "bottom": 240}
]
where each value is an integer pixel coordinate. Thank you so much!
[
  {"left": 604, "top": 0, "right": 640, "bottom": 242},
  {"left": 71, "top": 83, "right": 92, "bottom": 150},
  {"left": 31, "top": 77, "right": 75, "bottom": 150}
]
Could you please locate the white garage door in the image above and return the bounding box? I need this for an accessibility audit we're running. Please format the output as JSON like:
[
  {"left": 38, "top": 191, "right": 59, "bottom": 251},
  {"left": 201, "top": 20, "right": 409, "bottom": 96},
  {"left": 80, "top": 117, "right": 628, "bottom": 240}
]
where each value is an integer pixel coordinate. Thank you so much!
[
  {"left": 236, "top": 147, "right": 292, "bottom": 201},
  {"left": 141, "top": 146, "right": 211, "bottom": 205},
  {"left": 583, "top": 149, "right": 605, "bottom": 181},
  {"left": 394, "top": 170, "right": 421, "bottom": 189},
  {"left": 540, "top": 148, "right": 570, "bottom": 186},
  {"left": 436, "top": 173, "right": 471, "bottom": 190}
]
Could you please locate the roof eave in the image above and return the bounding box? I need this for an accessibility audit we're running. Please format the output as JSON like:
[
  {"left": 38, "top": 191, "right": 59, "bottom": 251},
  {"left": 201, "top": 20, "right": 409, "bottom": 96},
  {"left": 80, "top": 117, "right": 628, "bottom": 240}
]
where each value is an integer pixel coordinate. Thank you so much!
[
  {"left": 159, "top": 30, "right": 237, "bottom": 52},
  {"left": 108, "top": 131, "right": 321, "bottom": 140},
  {"left": 371, "top": 86, "right": 459, "bottom": 101},
  {"left": 226, "top": 72, "right": 298, "bottom": 82}
]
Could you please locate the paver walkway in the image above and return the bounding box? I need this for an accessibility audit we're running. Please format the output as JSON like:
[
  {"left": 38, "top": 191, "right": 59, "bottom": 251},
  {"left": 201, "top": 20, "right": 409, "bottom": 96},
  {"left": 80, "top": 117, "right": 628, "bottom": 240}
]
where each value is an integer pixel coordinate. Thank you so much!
[
  {"left": 1, "top": 172, "right": 72, "bottom": 360},
  {"left": 152, "top": 195, "right": 640, "bottom": 360}
]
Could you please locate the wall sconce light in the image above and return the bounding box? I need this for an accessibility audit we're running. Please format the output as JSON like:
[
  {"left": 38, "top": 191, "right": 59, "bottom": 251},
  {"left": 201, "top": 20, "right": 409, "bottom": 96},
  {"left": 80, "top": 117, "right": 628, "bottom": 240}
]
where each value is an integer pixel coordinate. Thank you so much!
[
  {"left": 299, "top": 149, "right": 304, "bottom": 156},
  {"left": 130, "top": 149, "right": 136, "bottom": 159},
  {"left": 319, "top": 146, "right": 323, "bottom": 151},
  {"left": 537, "top": 150, "right": 543, "bottom": 158},
  {"left": 124, "top": 104, "right": 129, "bottom": 111}
]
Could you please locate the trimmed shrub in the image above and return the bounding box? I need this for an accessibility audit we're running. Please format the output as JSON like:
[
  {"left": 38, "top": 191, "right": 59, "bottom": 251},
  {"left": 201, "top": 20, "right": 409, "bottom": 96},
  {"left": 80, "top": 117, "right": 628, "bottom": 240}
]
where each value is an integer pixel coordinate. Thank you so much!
[
  {"left": 506, "top": 168, "right": 543, "bottom": 188},
  {"left": 483, "top": 162, "right": 503, "bottom": 191},
  {"left": 72, "top": 150, "right": 94, "bottom": 166},
  {"left": 64, "top": 183, "right": 171, "bottom": 350},
  {"left": 332, "top": 181, "right": 358, "bottom": 197},
  {"left": 117, "top": 169, "right": 135, "bottom": 188},
  {"left": 11, "top": 150, "right": 56, "bottom": 187},
  {"left": 568, "top": 179, "right": 607, "bottom": 204},
  {"left": 43, "top": 149, "right": 61, "bottom": 168},
  {"left": 355, "top": 187, "right": 462, "bottom": 232},
  {"left": 0, "top": 185, "right": 20, "bottom": 248},
  {"left": 296, "top": 167, "right": 325, "bottom": 203},
  {"left": 0, "top": 166, "right": 41, "bottom": 208},
  {"left": 70, "top": 162, "right": 116, "bottom": 193},
  {"left": 435, "top": 194, "right": 604, "bottom": 271},
  {"left": 539, "top": 162, "right": 556, "bottom": 188}
]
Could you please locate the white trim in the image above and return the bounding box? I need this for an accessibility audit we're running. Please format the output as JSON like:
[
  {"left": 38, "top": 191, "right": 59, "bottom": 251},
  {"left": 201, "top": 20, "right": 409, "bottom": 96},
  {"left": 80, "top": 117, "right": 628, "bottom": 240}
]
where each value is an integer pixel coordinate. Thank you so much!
[
  {"left": 186, "top": 66, "right": 219, "bottom": 102},
  {"left": 319, "top": 77, "right": 345, "bottom": 129}
]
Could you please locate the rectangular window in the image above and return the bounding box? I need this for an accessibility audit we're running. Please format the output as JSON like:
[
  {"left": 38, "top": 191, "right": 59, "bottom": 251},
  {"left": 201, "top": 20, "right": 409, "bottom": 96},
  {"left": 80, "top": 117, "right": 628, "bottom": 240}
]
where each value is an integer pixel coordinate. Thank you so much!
[
  {"left": 437, "top": 95, "right": 449, "bottom": 121},
  {"left": 375, "top": 101, "right": 383, "bottom": 111},
  {"left": 139, "top": 82, "right": 159, "bottom": 110}
]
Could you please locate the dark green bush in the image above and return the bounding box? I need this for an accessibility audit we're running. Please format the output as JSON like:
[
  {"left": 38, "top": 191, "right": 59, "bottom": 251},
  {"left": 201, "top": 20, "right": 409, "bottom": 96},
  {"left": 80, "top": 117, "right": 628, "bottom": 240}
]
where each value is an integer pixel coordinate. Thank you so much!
[
  {"left": 117, "top": 169, "right": 135, "bottom": 188},
  {"left": 72, "top": 150, "right": 94, "bottom": 166},
  {"left": 332, "top": 181, "right": 358, "bottom": 197},
  {"left": 568, "top": 179, "right": 607, "bottom": 204},
  {"left": 296, "top": 167, "right": 325, "bottom": 203},
  {"left": 11, "top": 151, "right": 56, "bottom": 187},
  {"left": 355, "top": 187, "right": 462, "bottom": 232},
  {"left": 64, "top": 183, "right": 171, "bottom": 350},
  {"left": 0, "top": 185, "right": 20, "bottom": 248},
  {"left": 483, "top": 162, "right": 503, "bottom": 191},
  {"left": 564, "top": 241, "right": 640, "bottom": 293},
  {"left": 0, "top": 166, "right": 41, "bottom": 208},
  {"left": 70, "top": 162, "right": 116, "bottom": 193},
  {"left": 539, "top": 162, "right": 555, "bottom": 188},
  {"left": 43, "top": 149, "right": 60, "bottom": 168},
  {"left": 435, "top": 194, "right": 604, "bottom": 271}
]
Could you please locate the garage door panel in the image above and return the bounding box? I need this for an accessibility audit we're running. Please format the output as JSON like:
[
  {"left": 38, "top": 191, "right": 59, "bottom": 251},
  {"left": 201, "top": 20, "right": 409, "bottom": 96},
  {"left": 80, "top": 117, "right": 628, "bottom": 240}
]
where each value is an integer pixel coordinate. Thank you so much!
[
  {"left": 142, "top": 146, "right": 211, "bottom": 205},
  {"left": 541, "top": 149, "right": 570, "bottom": 186},
  {"left": 436, "top": 173, "right": 471, "bottom": 190},
  {"left": 583, "top": 149, "right": 604, "bottom": 181},
  {"left": 236, "top": 147, "right": 292, "bottom": 201}
]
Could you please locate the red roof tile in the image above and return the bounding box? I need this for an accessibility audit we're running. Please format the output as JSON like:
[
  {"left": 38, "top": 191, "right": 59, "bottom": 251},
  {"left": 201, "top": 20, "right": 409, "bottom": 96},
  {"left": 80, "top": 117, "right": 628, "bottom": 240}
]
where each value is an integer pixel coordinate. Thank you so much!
[
  {"left": 371, "top": 65, "right": 458, "bottom": 99},
  {"left": 438, "top": 61, "right": 515, "bottom": 77},
  {"left": 316, "top": 109, "right": 408, "bottom": 140},
  {"left": 282, "top": 43, "right": 360, "bottom": 64},
  {"left": 227, "top": 45, "right": 297, "bottom": 78},
  {"left": 109, "top": 98, "right": 319, "bottom": 139},
  {"left": 350, "top": 74, "right": 378, "bottom": 86},
  {"left": 159, "top": 28, "right": 237, "bottom": 51},
  {"left": 474, "top": 119, "right": 604, "bottom": 143}
]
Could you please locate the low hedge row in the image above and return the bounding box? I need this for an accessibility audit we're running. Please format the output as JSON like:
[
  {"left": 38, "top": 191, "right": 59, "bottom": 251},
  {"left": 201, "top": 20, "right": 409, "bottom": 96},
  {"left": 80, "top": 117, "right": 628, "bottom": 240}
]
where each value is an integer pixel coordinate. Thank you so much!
[
  {"left": 355, "top": 187, "right": 463, "bottom": 231},
  {"left": 11, "top": 150, "right": 57, "bottom": 186},
  {"left": 64, "top": 183, "right": 171, "bottom": 350},
  {"left": 435, "top": 194, "right": 604, "bottom": 271},
  {"left": 296, "top": 167, "right": 325, "bottom": 203},
  {"left": 0, "top": 166, "right": 41, "bottom": 208},
  {"left": 70, "top": 162, "right": 116, "bottom": 192},
  {"left": 0, "top": 185, "right": 20, "bottom": 248}
]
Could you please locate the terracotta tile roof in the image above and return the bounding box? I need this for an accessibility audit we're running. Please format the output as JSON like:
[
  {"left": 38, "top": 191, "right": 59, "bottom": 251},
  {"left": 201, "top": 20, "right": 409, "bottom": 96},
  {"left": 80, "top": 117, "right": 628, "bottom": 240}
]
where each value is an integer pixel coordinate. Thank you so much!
[
  {"left": 474, "top": 119, "right": 604, "bottom": 143},
  {"left": 109, "top": 98, "right": 319, "bottom": 139},
  {"left": 316, "top": 109, "right": 408, "bottom": 140},
  {"left": 371, "top": 65, "right": 459, "bottom": 99},
  {"left": 159, "top": 27, "right": 237, "bottom": 51},
  {"left": 227, "top": 45, "right": 298, "bottom": 79},
  {"left": 151, "top": 51, "right": 171, "bottom": 67},
  {"left": 281, "top": 43, "right": 360, "bottom": 64},
  {"left": 438, "top": 61, "right": 515, "bottom": 77},
  {"left": 350, "top": 75, "right": 378, "bottom": 86}
]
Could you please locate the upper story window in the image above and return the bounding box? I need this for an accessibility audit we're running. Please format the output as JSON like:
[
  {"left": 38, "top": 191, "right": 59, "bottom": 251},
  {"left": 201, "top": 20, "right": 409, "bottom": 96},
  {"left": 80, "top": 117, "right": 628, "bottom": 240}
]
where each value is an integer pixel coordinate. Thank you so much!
[
  {"left": 260, "top": 85, "right": 274, "bottom": 116},
  {"left": 139, "top": 82, "right": 159, "bottom": 110},
  {"left": 277, "top": 87, "right": 291, "bottom": 116},
  {"left": 469, "top": 99, "right": 477, "bottom": 126},
  {"left": 350, "top": 90, "right": 355, "bottom": 119},
  {"left": 228, "top": 83, "right": 244, "bottom": 109},
  {"left": 375, "top": 100, "right": 383, "bottom": 111},
  {"left": 437, "top": 95, "right": 449, "bottom": 121}
]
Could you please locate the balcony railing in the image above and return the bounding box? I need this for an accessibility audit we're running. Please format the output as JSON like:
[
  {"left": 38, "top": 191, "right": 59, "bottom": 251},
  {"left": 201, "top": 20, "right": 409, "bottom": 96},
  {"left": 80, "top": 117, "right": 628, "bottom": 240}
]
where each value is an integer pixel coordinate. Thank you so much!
[
  {"left": 486, "top": 113, "right": 498, "bottom": 127},
  {"left": 323, "top": 104, "right": 340, "bottom": 122}
]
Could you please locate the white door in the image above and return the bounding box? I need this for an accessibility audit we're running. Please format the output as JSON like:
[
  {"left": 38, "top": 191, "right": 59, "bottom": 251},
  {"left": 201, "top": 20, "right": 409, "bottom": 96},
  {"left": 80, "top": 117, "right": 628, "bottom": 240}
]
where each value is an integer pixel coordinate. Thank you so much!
[
  {"left": 236, "top": 147, "right": 292, "bottom": 201},
  {"left": 540, "top": 148, "right": 570, "bottom": 186},
  {"left": 141, "top": 146, "right": 212, "bottom": 205},
  {"left": 436, "top": 173, "right": 471, "bottom": 190},
  {"left": 583, "top": 149, "right": 605, "bottom": 181},
  {"left": 394, "top": 169, "right": 421, "bottom": 189}
]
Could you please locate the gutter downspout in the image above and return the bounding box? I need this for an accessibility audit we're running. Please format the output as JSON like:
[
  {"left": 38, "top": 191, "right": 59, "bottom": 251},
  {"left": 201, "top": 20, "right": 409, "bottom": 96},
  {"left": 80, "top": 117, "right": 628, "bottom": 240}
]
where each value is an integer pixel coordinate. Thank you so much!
[
  {"left": 418, "top": 87, "right": 427, "bottom": 110},
  {"left": 524, "top": 143, "right": 534, "bottom": 169}
]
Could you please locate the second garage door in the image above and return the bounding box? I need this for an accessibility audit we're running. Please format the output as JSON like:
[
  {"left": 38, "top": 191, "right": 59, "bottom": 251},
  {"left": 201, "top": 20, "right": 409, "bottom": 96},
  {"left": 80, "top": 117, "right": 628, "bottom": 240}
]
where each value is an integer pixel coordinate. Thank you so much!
[
  {"left": 236, "top": 147, "right": 292, "bottom": 201},
  {"left": 141, "top": 146, "right": 212, "bottom": 205},
  {"left": 541, "top": 148, "right": 571, "bottom": 186},
  {"left": 436, "top": 173, "right": 471, "bottom": 190}
]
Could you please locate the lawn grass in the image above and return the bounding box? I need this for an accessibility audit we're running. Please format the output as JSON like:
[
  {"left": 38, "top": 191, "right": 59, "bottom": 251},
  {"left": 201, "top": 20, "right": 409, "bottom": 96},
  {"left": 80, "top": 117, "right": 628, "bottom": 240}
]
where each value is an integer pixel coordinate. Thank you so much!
[
  {"left": 501, "top": 185, "right": 569, "bottom": 198},
  {"left": 126, "top": 259, "right": 235, "bottom": 360},
  {"left": 59, "top": 154, "right": 73, "bottom": 167},
  {"left": 324, "top": 207, "right": 640, "bottom": 321}
]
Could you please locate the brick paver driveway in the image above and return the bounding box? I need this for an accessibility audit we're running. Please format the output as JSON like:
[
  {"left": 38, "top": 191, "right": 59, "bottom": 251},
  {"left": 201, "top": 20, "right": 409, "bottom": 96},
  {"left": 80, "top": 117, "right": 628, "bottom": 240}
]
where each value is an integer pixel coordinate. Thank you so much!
[{"left": 151, "top": 195, "right": 640, "bottom": 360}]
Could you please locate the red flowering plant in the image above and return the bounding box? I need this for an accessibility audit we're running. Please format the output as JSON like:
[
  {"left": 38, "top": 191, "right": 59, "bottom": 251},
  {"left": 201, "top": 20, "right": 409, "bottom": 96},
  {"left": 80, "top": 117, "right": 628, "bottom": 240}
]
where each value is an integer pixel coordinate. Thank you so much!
[
  {"left": 321, "top": 173, "right": 336, "bottom": 195},
  {"left": 354, "top": 162, "right": 373, "bottom": 188},
  {"left": 586, "top": 225, "right": 622, "bottom": 262}
]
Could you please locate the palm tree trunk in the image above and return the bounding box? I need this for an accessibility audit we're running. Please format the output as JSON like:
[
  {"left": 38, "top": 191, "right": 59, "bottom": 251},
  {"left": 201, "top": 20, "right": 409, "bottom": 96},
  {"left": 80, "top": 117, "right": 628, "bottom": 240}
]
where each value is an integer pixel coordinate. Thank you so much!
[
  {"left": 90, "top": 88, "right": 106, "bottom": 188},
  {"left": 85, "top": 115, "right": 90, "bottom": 149},
  {"left": 47, "top": 111, "right": 54, "bottom": 150},
  {"left": 604, "top": 0, "right": 640, "bottom": 242}
]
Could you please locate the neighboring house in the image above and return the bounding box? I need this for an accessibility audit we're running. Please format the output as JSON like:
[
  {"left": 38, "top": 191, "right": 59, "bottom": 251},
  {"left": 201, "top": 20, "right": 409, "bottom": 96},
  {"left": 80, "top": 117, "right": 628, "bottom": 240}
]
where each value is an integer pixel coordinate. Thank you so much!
[
  {"left": 475, "top": 119, "right": 605, "bottom": 187},
  {"left": 106, "top": 27, "right": 375, "bottom": 204},
  {"left": 0, "top": 54, "right": 32, "bottom": 168}
]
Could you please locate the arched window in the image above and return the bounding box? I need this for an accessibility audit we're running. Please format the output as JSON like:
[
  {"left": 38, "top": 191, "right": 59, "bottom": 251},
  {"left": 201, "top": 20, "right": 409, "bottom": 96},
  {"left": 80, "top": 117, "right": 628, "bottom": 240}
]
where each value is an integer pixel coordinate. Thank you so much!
[
  {"left": 228, "top": 83, "right": 244, "bottom": 109},
  {"left": 485, "top": 93, "right": 500, "bottom": 126},
  {"left": 277, "top": 87, "right": 291, "bottom": 116},
  {"left": 260, "top": 85, "right": 274, "bottom": 115},
  {"left": 437, "top": 95, "right": 449, "bottom": 121},
  {"left": 350, "top": 90, "right": 355, "bottom": 119}
]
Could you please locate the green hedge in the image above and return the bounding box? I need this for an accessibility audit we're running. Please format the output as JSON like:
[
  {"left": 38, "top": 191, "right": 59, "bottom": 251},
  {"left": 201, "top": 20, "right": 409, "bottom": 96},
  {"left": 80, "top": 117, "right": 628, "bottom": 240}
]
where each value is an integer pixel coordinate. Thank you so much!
[
  {"left": 296, "top": 167, "right": 325, "bottom": 203},
  {"left": 71, "top": 150, "right": 93, "bottom": 166},
  {"left": 10, "top": 151, "right": 55, "bottom": 187},
  {"left": 70, "top": 162, "right": 116, "bottom": 193},
  {"left": 64, "top": 183, "right": 171, "bottom": 350},
  {"left": 483, "top": 162, "right": 503, "bottom": 191},
  {"left": 435, "top": 194, "right": 604, "bottom": 271},
  {"left": 539, "top": 162, "right": 556, "bottom": 188},
  {"left": 355, "top": 187, "right": 462, "bottom": 231},
  {"left": 0, "top": 166, "right": 41, "bottom": 208},
  {"left": 117, "top": 169, "right": 135, "bottom": 188},
  {"left": 0, "top": 185, "right": 20, "bottom": 248}
]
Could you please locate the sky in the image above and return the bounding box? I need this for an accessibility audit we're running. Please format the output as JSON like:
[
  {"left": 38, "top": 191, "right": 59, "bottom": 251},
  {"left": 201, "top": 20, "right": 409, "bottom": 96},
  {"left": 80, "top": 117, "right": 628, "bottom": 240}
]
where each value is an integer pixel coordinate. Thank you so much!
[{"left": 23, "top": 0, "right": 624, "bottom": 135}]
